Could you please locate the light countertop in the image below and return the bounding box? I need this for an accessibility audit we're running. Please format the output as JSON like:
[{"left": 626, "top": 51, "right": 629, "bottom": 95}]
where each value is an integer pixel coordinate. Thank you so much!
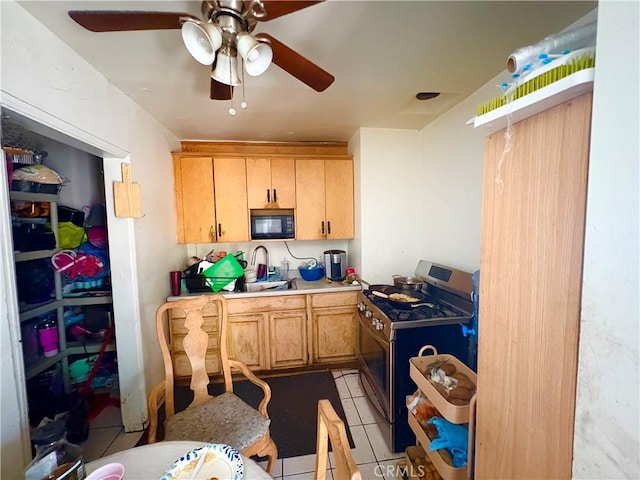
[{"left": 167, "top": 277, "right": 362, "bottom": 301}]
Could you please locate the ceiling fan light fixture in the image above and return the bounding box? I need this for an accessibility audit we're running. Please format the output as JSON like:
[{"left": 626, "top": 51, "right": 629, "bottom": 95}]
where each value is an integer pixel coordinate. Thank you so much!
[
  {"left": 211, "top": 49, "right": 241, "bottom": 86},
  {"left": 181, "top": 20, "right": 222, "bottom": 65},
  {"left": 236, "top": 33, "right": 273, "bottom": 76}
]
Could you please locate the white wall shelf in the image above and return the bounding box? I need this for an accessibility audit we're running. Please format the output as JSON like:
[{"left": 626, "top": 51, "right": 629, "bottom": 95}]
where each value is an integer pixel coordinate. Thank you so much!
[
  {"left": 25, "top": 350, "right": 67, "bottom": 380},
  {"left": 473, "top": 68, "right": 595, "bottom": 135},
  {"left": 19, "top": 300, "right": 64, "bottom": 322},
  {"left": 15, "top": 248, "right": 62, "bottom": 263},
  {"left": 66, "top": 343, "right": 116, "bottom": 356},
  {"left": 63, "top": 296, "right": 113, "bottom": 306}
]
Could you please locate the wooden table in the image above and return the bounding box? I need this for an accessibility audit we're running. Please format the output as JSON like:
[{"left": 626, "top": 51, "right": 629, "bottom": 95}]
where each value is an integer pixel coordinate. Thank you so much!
[{"left": 85, "top": 440, "right": 273, "bottom": 479}]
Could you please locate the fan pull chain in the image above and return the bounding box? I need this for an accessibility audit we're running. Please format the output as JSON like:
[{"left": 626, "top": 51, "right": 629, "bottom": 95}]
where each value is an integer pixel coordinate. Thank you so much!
[
  {"left": 229, "top": 53, "right": 236, "bottom": 116},
  {"left": 241, "top": 61, "right": 247, "bottom": 109}
]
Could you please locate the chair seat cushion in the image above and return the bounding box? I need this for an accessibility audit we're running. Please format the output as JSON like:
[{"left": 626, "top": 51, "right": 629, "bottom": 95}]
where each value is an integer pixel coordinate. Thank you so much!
[{"left": 165, "top": 392, "right": 271, "bottom": 451}]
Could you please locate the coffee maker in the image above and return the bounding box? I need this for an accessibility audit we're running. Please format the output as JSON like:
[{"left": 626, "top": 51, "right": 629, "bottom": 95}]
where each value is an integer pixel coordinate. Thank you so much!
[{"left": 324, "top": 250, "right": 346, "bottom": 281}]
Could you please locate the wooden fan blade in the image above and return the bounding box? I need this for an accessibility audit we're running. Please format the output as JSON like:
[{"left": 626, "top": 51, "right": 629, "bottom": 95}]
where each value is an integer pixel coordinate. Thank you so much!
[
  {"left": 68, "top": 11, "right": 198, "bottom": 32},
  {"left": 260, "top": 1, "right": 325, "bottom": 21},
  {"left": 210, "top": 79, "right": 234, "bottom": 101},
  {"left": 257, "top": 33, "right": 334, "bottom": 92}
]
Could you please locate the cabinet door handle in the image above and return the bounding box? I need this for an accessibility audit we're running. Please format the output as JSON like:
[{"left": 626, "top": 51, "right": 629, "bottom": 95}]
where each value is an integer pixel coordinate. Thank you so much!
[
  {"left": 321, "top": 221, "right": 325, "bottom": 235},
  {"left": 273, "top": 189, "right": 277, "bottom": 202},
  {"left": 218, "top": 223, "right": 222, "bottom": 238},
  {"left": 267, "top": 189, "right": 270, "bottom": 203},
  {"left": 327, "top": 221, "right": 331, "bottom": 235}
]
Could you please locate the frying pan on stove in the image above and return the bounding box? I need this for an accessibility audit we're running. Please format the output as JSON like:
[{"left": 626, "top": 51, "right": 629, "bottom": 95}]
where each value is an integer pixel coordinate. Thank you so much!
[{"left": 370, "top": 289, "right": 435, "bottom": 310}]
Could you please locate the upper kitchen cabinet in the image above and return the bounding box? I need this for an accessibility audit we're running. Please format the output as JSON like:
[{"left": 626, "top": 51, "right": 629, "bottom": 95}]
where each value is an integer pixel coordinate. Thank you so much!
[
  {"left": 246, "top": 158, "right": 295, "bottom": 209},
  {"left": 213, "top": 158, "right": 249, "bottom": 242},
  {"left": 173, "top": 155, "right": 249, "bottom": 243},
  {"left": 295, "top": 158, "right": 354, "bottom": 240},
  {"left": 175, "top": 142, "right": 352, "bottom": 242},
  {"left": 173, "top": 154, "right": 216, "bottom": 243}
]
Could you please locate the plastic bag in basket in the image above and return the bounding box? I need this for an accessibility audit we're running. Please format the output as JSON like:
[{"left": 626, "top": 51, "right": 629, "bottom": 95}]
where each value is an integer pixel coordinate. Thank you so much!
[{"left": 12, "top": 164, "right": 64, "bottom": 184}]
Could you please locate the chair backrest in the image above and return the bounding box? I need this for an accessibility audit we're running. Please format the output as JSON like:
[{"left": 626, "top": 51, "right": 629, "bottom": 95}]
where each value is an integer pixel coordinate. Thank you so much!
[
  {"left": 314, "top": 399, "right": 361, "bottom": 480},
  {"left": 155, "top": 294, "right": 234, "bottom": 419}
]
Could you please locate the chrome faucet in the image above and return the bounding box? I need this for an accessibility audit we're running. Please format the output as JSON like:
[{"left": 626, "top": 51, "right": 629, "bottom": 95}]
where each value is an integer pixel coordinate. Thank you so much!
[{"left": 250, "top": 245, "right": 269, "bottom": 272}]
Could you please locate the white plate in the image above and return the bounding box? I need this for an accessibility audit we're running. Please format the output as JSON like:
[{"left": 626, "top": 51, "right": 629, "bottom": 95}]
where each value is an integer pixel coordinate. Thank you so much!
[{"left": 160, "top": 444, "right": 243, "bottom": 480}]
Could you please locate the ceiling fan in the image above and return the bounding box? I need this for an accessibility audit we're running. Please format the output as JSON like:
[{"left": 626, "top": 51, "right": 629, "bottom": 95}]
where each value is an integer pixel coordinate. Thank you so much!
[{"left": 68, "top": 1, "right": 335, "bottom": 103}]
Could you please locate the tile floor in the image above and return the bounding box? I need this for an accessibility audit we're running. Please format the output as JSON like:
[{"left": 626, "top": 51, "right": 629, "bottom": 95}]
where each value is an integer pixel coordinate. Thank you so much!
[{"left": 84, "top": 369, "right": 406, "bottom": 479}]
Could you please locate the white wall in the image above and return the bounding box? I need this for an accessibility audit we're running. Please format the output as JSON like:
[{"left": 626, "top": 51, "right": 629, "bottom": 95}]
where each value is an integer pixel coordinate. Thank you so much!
[
  {"left": 417, "top": 73, "right": 510, "bottom": 274},
  {"left": 353, "top": 78, "right": 512, "bottom": 281},
  {"left": 356, "top": 128, "right": 423, "bottom": 284},
  {"left": 352, "top": 6, "right": 640, "bottom": 477},
  {"left": 1, "top": 2, "right": 183, "bottom": 476},
  {"left": 183, "top": 240, "right": 350, "bottom": 275},
  {"left": 573, "top": 1, "right": 640, "bottom": 478}
]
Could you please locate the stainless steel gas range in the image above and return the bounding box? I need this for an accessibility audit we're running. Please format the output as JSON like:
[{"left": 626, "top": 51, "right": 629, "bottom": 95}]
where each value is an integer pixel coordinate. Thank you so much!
[{"left": 357, "top": 260, "right": 475, "bottom": 453}]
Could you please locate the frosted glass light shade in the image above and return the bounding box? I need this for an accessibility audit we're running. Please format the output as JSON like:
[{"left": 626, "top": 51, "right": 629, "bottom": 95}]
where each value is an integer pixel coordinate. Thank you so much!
[
  {"left": 181, "top": 20, "right": 222, "bottom": 65},
  {"left": 211, "top": 51, "right": 241, "bottom": 86},
  {"left": 236, "top": 33, "right": 273, "bottom": 76}
]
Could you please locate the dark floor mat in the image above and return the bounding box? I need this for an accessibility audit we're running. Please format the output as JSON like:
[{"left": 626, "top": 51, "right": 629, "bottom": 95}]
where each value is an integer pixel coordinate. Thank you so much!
[{"left": 136, "top": 371, "right": 354, "bottom": 459}]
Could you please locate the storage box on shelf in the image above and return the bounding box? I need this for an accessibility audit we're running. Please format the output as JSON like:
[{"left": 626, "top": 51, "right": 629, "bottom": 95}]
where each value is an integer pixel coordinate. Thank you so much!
[{"left": 407, "top": 345, "right": 477, "bottom": 480}]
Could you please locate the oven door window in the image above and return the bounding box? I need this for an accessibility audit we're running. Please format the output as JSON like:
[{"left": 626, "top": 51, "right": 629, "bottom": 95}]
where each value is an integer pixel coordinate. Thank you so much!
[{"left": 358, "top": 319, "right": 390, "bottom": 404}]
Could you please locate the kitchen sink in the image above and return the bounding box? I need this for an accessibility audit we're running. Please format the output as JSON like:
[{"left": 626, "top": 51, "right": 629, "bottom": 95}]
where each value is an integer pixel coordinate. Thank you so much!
[{"left": 242, "top": 279, "right": 296, "bottom": 293}]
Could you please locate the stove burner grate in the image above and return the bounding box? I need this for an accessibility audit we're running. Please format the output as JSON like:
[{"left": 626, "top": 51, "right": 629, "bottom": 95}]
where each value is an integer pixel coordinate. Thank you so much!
[{"left": 364, "top": 288, "right": 467, "bottom": 322}]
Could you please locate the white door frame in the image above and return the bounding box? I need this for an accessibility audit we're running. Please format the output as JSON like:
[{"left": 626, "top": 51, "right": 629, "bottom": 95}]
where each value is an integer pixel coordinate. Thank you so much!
[{"left": 1, "top": 93, "right": 147, "bottom": 466}]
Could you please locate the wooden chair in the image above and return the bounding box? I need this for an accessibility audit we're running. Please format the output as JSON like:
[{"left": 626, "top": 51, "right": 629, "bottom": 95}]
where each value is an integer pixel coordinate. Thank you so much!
[
  {"left": 147, "top": 294, "right": 278, "bottom": 473},
  {"left": 315, "top": 399, "right": 362, "bottom": 480}
]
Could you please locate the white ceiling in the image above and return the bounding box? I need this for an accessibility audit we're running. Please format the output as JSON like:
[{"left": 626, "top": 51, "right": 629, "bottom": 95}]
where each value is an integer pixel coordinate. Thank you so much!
[{"left": 18, "top": 1, "right": 595, "bottom": 143}]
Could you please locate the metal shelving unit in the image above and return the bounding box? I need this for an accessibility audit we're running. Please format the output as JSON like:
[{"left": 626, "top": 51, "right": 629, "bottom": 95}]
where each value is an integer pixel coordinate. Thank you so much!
[
  {"left": 11, "top": 190, "right": 115, "bottom": 392},
  {"left": 11, "top": 190, "right": 69, "bottom": 388}
]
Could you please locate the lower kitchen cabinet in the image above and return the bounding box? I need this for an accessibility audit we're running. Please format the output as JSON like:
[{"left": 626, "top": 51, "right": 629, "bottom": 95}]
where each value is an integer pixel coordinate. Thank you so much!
[
  {"left": 310, "top": 292, "right": 358, "bottom": 364},
  {"left": 268, "top": 310, "right": 308, "bottom": 369},
  {"left": 168, "top": 290, "right": 358, "bottom": 378},
  {"left": 227, "top": 313, "right": 268, "bottom": 370},
  {"left": 227, "top": 295, "right": 306, "bottom": 371}
]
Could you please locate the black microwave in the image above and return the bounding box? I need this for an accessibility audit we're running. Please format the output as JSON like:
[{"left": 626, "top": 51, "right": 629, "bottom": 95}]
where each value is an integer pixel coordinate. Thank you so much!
[{"left": 250, "top": 209, "right": 295, "bottom": 240}]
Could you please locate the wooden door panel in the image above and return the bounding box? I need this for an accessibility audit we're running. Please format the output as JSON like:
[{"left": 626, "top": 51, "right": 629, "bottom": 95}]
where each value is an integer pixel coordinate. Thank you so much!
[
  {"left": 295, "top": 159, "right": 326, "bottom": 240},
  {"left": 246, "top": 158, "right": 271, "bottom": 208},
  {"left": 213, "top": 157, "right": 249, "bottom": 242},
  {"left": 311, "top": 307, "right": 357, "bottom": 363},
  {"left": 269, "top": 310, "right": 307, "bottom": 368},
  {"left": 270, "top": 158, "right": 296, "bottom": 208},
  {"left": 324, "top": 159, "right": 354, "bottom": 239},
  {"left": 227, "top": 314, "right": 266, "bottom": 370},
  {"left": 476, "top": 93, "right": 592, "bottom": 479},
  {"left": 174, "top": 156, "right": 215, "bottom": 243}
]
